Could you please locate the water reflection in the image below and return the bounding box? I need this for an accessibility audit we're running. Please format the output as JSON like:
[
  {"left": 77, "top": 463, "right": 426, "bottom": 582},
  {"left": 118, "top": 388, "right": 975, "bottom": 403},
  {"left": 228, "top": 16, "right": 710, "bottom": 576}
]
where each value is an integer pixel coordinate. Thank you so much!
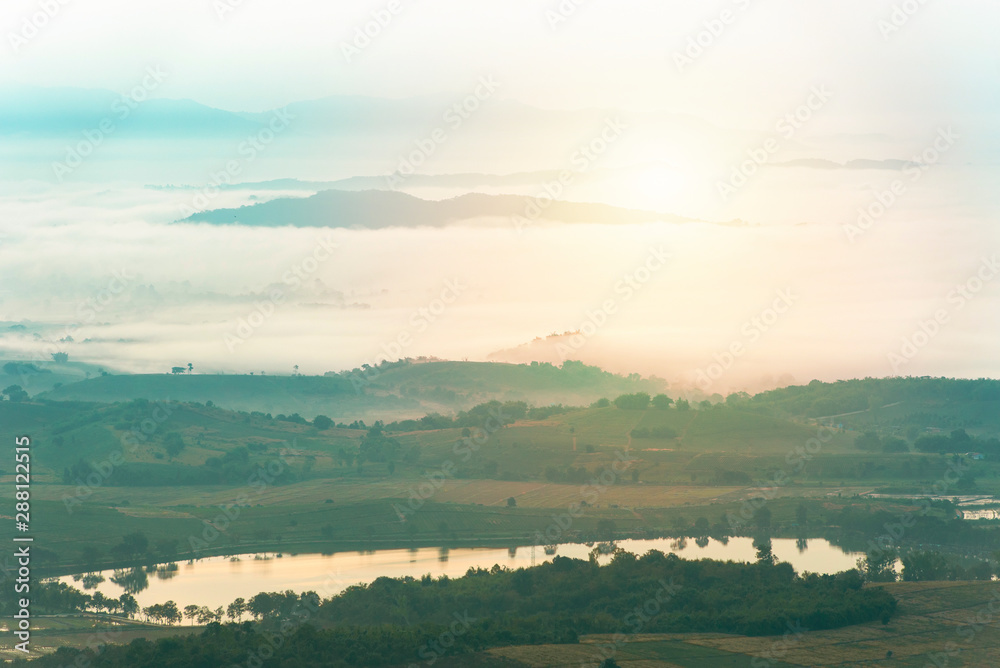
[
  {"left": 155, "top": 563, "right": 179, "bottom": 580},
  {"left": 110, "top": 567, "right": 149, "bottom": 594},
  {"left": 58, "top": 537, "right": 866, "bottom": 612}
]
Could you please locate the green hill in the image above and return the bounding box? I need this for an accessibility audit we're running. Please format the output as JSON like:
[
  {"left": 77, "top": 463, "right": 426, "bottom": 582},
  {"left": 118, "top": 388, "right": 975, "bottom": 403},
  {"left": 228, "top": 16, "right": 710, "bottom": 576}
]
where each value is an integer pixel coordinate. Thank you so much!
[
  {"left": 745, "top": 376, "right": 1000, "bottom": 438},
  {"left": 36, "top": 360, "right": 665, "bottom": 420}
]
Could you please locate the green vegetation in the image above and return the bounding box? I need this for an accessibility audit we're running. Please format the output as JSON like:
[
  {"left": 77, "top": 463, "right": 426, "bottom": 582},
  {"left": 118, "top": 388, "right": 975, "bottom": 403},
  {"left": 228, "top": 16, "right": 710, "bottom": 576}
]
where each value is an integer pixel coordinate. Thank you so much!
[
  {"left": 35, "top": 359, "right": 666, "bottom": 420},
  {"left": 3, "top": 368, "right": 1000, "bottom": 663}
]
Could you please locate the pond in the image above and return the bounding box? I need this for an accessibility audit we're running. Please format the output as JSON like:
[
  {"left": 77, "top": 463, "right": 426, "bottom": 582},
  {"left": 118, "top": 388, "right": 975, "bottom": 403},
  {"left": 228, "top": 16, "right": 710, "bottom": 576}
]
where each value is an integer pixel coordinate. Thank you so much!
[{"left": 58, "top": 537, "right": 864, "bottom": 612}]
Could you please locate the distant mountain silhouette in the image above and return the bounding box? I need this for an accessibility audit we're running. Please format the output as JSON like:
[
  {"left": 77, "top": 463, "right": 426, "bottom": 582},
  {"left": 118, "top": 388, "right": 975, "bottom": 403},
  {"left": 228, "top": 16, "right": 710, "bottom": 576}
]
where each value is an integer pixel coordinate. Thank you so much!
[
  {"left": 773, "top": 158, "right": 914, "bottom": 170},
  {"left": 179, "top": 189, "right": 690, "bottom": 228}
]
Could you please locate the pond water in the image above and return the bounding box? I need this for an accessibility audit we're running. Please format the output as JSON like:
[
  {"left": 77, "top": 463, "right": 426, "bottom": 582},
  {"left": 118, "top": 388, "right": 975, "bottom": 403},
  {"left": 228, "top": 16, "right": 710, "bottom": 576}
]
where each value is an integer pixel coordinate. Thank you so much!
[{"left": 58, "top": 537, "right": 864, "bottom": 612}]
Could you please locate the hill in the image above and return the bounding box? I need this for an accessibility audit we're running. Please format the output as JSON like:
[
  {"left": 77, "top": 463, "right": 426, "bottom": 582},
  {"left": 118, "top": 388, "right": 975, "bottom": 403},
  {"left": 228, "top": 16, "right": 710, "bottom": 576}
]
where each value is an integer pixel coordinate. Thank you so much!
[
  {"left": 36, "top": 360, "right": 665, "bottom": 419},
  {"left": 745, "top": 376, "right": 1000, "bottom": 437},
  {"left": 178, "top": 189, "right": 684, "bottom": 228}
]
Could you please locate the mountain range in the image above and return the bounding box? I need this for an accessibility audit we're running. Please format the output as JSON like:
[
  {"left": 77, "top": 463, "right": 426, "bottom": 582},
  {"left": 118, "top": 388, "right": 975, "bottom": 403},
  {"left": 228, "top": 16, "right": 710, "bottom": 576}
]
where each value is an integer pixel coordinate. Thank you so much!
[{"left": 179, "top": 189, "right": 691, "bottom": 228}]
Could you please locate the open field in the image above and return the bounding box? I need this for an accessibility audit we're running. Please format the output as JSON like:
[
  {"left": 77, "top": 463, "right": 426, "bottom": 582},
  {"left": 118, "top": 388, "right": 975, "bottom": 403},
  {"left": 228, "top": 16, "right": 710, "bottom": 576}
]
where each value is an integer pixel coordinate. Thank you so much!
[
  {"left": 25, "top": 478, "right": 750, "bottom": 509},
  {"left": 0, "top": 615, "right": 200, "bottom": 662},
  {"left": 486, "top": 581, "right": 1000, "bottom": 667}
]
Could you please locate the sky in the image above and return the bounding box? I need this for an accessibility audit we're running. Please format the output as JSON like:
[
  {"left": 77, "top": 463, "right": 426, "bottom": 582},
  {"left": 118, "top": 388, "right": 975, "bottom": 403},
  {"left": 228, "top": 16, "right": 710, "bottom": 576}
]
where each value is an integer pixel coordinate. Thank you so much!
[
  {"left": 1, "top": 1, "right": 998, "bottom": 392},
  {"left": 2, "top": 0, "right": 998, "bottom": 126}
]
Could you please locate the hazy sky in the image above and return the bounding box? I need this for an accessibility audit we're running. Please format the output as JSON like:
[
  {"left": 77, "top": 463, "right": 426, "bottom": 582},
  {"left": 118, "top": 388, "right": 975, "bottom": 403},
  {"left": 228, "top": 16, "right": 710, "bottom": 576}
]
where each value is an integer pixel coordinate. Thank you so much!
[
  {"left": 3, "top": 0, "right": 997, "bottom": 128},
  {"left": 2, "top": 2, "right": 998, "bottom": 390}
]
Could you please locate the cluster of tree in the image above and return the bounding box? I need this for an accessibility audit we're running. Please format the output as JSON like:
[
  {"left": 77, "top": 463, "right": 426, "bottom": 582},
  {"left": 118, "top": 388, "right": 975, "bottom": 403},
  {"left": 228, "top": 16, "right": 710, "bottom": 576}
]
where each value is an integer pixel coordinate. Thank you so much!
[
  {"left": 0, "top": 580, "right": 138, "bottom": 618},
  {"left": 143, "top": 601, "right": 182, "bottom": 624},
  {"left": 381, "top": 400, "right": 548, "bottom": 433},
  {"left": 714, "top": 468, "right": 752, "bottom": 485},
  {"left": 3, "top": 362, "right": 50, "bottom": 376},
  {"left": 275, "top": 412, "right": 308, "bottom": 424},
  {"left": 610, "top": 392, "right": 688, "bottom": 411},
  {"left": 857, "top": 548, "right": 997, "bottom": 583},
  {"left": 914, "top": 428, "right": 999, "bottom": 456},
  {"left": 313, "top": 551, "right": 894, "bottom": 637},
  {"left": 831, "top": 504, "right": 1000, "bottom": 552},
  {"left": 358, "top": 424, "right": 401, "bottom": 463},
  {"left": 20, "top": 618, "right": 575, "bottom": 668},
  {"left": 614, "top": 392, "right": 650, "bottom": 409},
  {"left": 2, "top": 384, "right": 29, "bottom": 402},
  {"left": 748, "top": 376, "right": 1000, "bottom": 420}
]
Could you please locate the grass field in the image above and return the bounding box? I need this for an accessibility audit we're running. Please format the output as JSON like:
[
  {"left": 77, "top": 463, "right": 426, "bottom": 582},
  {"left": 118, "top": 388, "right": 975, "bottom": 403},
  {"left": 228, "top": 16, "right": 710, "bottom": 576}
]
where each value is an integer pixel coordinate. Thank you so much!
[
  {"left": 485, "top": 581, "right": 1000, "bottom": 667},
  {"left": 0, "top": 614, "right": 201, "bottom": 662}
]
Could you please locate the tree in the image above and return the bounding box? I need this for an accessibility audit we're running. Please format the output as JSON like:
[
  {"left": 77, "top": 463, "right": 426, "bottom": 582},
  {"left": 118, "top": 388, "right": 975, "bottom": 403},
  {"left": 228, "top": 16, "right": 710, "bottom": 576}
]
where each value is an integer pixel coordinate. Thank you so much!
[
  {"left": 187, "top": 362, "right": 193, "bottom": 374},
  {"left": 51, "top": 352, "right": 69, "bottom": 363},
  {"left": 155, "top": 538, "right": 178, "bottom": 560},
  {"left": 753, "top": 535, "right": 775, "bottom": 564},
  {"left": 726, "top": 391, "right": 750, "bottom": 406},
  {"left": 197, "top": 606, "right": 218, "bottom": 624},
  {"left": 506, "top": 496, "right": 517, "bottom": 507},
  {"left": 313, "top": 415, "right": 333, "bottom": 430},
  {"left": 171, "top": 366, "right": 185, "bottom": 375},
  {"left": 184, "top": 604, "right": 200, "bottom": 625},
  {"left": 855, "top": 431, "right": 881, "bottom": 452},
  {"left": 2, "top": 385, "right": 28, "bottom": 402},
  {"left": 119, "top": 594, "right": 138, "bottom": 618},
  {"left": 858, "top": 548, "right": 898, "bottom": 583},
  {"left": 901, "top": 551, "right": 950, "bottom": 581},
  {"left": 613, "top": 392, "right": 650, "bottom": 410},
  {"left": 226, "top": 597, "right": 246, "bottom": 621},
  {"left": 112, "top": 531, "right": 149, "bottom": 561},
  {"left": 359, "top": 424, "right": 401, "bottom": 463},
  {"left": 81, "top": 545, "right": 103, "bottom": 571},
  {"left": 162, "top": 601, "right": 182, "bottom": 624},
  {"left": 651, "top": 394, "right": 674, "bottom": 409},
  {"left": 675, "top": 398, "right": 690, "bottom": 411},
  {"left": 164, "top": 432, "right": 185, "bottom": 458}
]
